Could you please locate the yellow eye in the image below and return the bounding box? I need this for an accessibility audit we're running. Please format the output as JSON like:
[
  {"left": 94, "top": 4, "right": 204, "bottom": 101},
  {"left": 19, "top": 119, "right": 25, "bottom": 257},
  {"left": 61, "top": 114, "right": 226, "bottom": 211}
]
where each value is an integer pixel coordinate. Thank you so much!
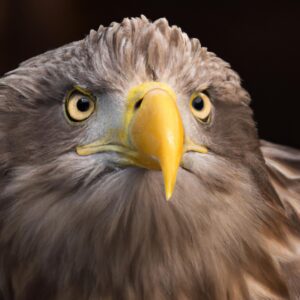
[
  {"left": 65, "top": 91, "right": 95, "bottom": 122},
  {"left": 189, "top": 92, "right": 212, "bottom": 123}
]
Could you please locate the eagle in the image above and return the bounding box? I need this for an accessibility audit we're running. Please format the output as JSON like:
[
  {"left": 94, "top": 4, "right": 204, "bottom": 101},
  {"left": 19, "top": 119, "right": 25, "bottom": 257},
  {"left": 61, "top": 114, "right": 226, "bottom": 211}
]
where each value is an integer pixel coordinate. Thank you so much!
[{"left": 0, "top": 16, "right": 299, "bottom": 300}]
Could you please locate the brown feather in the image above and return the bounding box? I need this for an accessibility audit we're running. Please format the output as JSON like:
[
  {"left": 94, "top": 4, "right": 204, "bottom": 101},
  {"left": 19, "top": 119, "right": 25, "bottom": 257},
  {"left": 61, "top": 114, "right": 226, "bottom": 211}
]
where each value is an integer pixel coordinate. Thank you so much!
[{"left": 261, "top": 140, "right": 300, "bottom": 216}]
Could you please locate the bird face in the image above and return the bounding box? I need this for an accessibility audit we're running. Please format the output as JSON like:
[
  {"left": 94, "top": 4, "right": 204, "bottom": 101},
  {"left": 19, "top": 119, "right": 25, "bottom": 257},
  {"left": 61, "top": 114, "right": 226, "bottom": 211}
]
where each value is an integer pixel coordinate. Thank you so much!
[
  {"left": 72, "top": 81, "right": 211, "bottom": 199},
  {"left": 58, "top": 74, "right": 254, "bottom": 202}
]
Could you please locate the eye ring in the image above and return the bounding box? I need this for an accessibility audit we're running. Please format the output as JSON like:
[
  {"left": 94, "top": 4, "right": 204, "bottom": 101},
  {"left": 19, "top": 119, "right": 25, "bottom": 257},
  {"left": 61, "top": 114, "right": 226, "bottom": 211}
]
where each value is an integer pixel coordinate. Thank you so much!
[
  {"left": 189, "top": 92, "right": 212, "bottom": 123},
  {"left": 65, "top": 89, "right": 96, "bottom": 122}
]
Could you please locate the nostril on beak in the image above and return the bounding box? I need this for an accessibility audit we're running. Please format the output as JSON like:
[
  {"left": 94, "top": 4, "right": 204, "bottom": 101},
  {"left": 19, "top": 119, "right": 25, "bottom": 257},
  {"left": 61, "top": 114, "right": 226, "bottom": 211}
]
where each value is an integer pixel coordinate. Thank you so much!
[{"left": 134, "top": 98, "right": 143, "bottom": 110}]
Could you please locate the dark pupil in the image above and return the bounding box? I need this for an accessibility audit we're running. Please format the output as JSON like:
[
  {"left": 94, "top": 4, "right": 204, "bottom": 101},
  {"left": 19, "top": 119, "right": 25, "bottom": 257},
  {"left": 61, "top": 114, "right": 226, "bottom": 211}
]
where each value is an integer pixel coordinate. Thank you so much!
[
  {"left": 77, "top": 98, "right": 90, "bottom": 112},
  {"left": 192, "top": 96, "right": 204, "bottom": 111}
]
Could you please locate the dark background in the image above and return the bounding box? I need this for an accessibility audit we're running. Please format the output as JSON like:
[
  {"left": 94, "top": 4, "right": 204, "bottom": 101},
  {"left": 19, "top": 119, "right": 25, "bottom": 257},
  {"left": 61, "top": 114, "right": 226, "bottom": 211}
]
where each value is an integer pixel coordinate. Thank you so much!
[{"left": 0, "top": 0, "right": 299, "bottom": 148}]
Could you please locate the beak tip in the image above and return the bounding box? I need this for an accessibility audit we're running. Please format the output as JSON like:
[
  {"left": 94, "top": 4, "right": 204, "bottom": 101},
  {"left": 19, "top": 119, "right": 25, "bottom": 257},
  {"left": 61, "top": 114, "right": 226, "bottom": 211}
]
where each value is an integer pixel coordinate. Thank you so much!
[
  {"left": 166, "top": 191, "right": 172, "bottom": 201},
  {"left": 165, "top": 183, "right": 175, "bottom": 201},
  {"left": 162, "top": 162, "right": 180, "bottom": 202}
]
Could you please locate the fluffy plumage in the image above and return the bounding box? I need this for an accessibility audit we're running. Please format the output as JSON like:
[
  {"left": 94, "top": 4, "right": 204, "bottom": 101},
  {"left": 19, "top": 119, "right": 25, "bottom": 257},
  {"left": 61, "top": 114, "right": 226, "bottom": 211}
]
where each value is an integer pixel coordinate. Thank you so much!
[{"left": 0, "top": 16, "right": 299, "bottom": 300}]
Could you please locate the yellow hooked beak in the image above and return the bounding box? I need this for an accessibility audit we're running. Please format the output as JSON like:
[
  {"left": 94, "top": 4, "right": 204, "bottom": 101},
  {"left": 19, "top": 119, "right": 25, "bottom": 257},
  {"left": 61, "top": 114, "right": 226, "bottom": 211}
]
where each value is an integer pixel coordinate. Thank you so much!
[
  {"left": 129, "top": 86, "right": 184, "bottom": 200},
  {"left": 76, "top": 82, "right": 207, "bottom": 200}
]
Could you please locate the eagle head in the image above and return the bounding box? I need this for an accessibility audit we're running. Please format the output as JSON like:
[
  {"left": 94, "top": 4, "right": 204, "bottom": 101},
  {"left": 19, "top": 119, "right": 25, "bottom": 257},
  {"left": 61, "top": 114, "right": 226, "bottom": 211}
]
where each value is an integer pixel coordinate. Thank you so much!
[{"left": 0, "top": 16, "right": 298, "bottom": 300}]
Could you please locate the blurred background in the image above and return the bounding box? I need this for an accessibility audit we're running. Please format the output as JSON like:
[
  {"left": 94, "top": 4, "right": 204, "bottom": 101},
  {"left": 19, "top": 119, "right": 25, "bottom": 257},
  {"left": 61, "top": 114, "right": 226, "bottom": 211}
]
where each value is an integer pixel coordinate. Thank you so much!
[{"left": 0, "top": 0, "right": 299, "bottom": 148}]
